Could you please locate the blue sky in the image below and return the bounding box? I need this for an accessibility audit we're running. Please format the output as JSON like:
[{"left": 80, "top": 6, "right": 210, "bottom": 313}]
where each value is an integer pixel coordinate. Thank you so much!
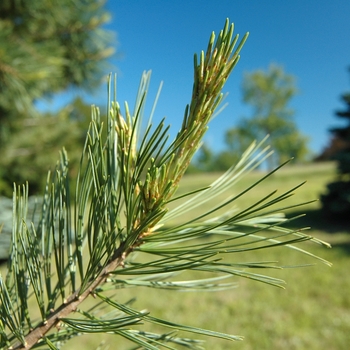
[{"left": 40, "top": 0, "right": 350, "bottom": 156}]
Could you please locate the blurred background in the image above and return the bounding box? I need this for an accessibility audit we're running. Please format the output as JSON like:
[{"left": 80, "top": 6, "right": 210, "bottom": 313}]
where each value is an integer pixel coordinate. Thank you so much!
[{"left": 0, "top": 1, "right": 349, "bottom": 349}]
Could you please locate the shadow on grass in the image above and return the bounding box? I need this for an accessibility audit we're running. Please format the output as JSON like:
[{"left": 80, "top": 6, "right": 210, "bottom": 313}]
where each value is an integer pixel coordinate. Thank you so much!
[
  {"left": 286, "top": 207, "right": 350, "bottom": 254},
  {"left": 286, "top": 208, "right": 349, "bottom": 233}
]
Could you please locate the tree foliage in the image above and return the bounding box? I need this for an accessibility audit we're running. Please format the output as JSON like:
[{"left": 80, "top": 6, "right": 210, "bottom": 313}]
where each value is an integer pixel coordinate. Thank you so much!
[
  {"left": 0, "top": 20, "right": 330, "bottom": 350},
  {"left": 0, "top": 0, "right": 114, "bottom": 194},
  {"left": 0, "top": 98, "right": 94, "bottom": 196},
  {"left": 0, "top": 0, "right": 113, "bottom": 123},
  {"left": 226, "top": 65, "right": 309, "bottom": 169},
  {"left": 187, "top": 143, "right": 240, "bottom": 173},
  {"left": 321, "top": 68, "right": 350, "bottom": 218}
]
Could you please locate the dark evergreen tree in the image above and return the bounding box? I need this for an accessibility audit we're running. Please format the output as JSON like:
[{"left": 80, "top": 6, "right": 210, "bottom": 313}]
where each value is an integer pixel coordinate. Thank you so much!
[{"left": 321, "top": 68, "right": 350, "bottom": 218}]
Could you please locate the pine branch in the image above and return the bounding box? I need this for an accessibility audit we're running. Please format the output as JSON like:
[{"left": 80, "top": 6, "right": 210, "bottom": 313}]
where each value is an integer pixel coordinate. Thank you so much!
[
  {"left": 0, "top": 19, "right": 330, "bottom": 350},
  {"left": 11, "top": 244, "right": 128, "bottom": 350}
]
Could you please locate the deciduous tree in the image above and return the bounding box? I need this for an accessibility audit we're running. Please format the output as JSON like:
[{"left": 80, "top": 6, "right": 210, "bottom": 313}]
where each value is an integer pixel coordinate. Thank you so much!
[{"left": 226, "top": 65, "right": 309, "bottom": 169}]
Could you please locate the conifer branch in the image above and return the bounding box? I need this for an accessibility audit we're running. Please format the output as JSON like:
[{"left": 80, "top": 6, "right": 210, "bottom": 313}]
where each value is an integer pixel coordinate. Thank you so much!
[
  {"left": 0, "top": 19, "right": 330, "bottom": 350},
  {"left": 12, "top": 245, "right": 129, "bottom": 349}
]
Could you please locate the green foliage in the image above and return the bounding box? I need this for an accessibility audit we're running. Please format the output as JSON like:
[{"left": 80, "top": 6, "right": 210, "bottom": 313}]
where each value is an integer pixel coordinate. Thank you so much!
[
  {"left": 187, "top": 144, "right": 239, "bottom": 173},
  {"left": 189, "top": 142, "right": 241, "bottom": 173},
  {"left": 0, "top": 98, "right": 95, "bottom": 196},
  {"left": 321, "top": 75, "right": 350, "bottom": 218},
  {"left": 0, "top": 0, "right": 114, "bottom": 195},
  {"left": 0, "top": 0, "right": 113, "bottom": 122},
  {"left": 0, "top": 20, "right": 330, "bottom": 350},
  {"left": 226, "top": 64, "right": 310, "bottom": 169}
]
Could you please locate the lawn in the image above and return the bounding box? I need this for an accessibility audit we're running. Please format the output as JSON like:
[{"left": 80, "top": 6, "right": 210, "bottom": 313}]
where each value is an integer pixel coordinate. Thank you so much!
[
  {"left": 65, "top": 160, "right": 350, "bottom": 349},
  {"left": 3, "top": 161, "right": 349, "bottom": 349}
]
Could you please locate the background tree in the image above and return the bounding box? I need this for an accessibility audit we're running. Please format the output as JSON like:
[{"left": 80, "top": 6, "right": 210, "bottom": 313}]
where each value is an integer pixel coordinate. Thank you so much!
[
  {"left": 321, "top": 68, "right": 350, "bottom": 218},
  {"left": 226, "top": 64, "right": 309, "bottom": 170},
  {"left": 0, "top": 98, "right": 97, "bottom": 195},
  {"left": 186, "top": 143, "right": 215, "bottom": 173},
  {"left": 187, "top": 142, "right": 239, "bottom": 173},
  {"left": 0, "top": 0, "right": 114, "bottom": 194}
]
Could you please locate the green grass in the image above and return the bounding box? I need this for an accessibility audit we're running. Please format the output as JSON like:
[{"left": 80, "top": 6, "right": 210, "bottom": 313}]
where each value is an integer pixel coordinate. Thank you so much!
[
  {"left": 66, "top": 161, "right": 350, "bottom": 349},
  {"left": 6, "top": 161, "right": 350, "bottom": 349}
]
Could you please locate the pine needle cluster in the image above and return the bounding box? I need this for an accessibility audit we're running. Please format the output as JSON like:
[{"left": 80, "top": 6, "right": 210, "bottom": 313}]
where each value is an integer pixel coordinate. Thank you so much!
[{"left": 0, "top": 19, "right": 330, "bottom": 350}]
